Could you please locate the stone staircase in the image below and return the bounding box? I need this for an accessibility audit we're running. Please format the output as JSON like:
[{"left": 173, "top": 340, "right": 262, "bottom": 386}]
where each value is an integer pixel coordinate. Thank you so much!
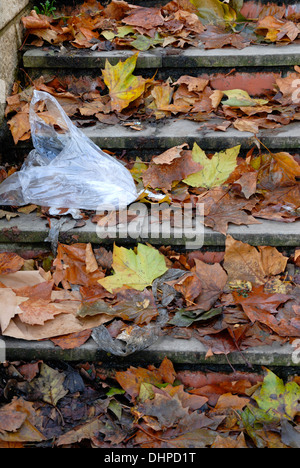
[{"left": 0, "top": 0, "right": 300, "bottom": 368}]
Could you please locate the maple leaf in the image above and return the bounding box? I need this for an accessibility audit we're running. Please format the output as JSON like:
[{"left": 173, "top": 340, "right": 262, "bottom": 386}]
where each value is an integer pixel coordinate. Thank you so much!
[
  {"left": 142, "top": 148, "right": 202, "bottom": 191},
  {"left": 224, "top": 235, "right": 289, "bottom": 285},
  {"left": 116, "top": 366, "right": 164, "bottom": 400},
  {"left": 7, "top": 112, "right": 31, "bottom": 145},
  {"left": 78, "top": 289, "right": 159, "bottom": 325},
  {"left": 201, "top": 29, "right": 250, "bottom": 50},
  {"left": 183, "top": 143, "right": 240, "bottom": 188},
  {"left": 222, "top": 89, "right": 269, "bottom": 108},
  {"left": 98, "top": 244, "right": 168, "bottom": 293},
  {"left": 53, "top": 243, "right": 104, "bottom": 288},
  {"left": 0, "top": 404, "right": 27, "bottom": 433},
  {"left": 21, "top": 11, "right": 51, "bottom": 30},
  {"left": 212, "top": 433, "right": 248, "bottom": 448},
  {"left": 148, "top": 83, "right": 174, "bottom": 119},
  {"left": 190, "top": 0, "right": 237, "bottom": 24},
  {"left": 255, "top": 152, "right": 300, "bottom": 187},
  {"left": 29, "top": 363, "right": 68, "bottom": 407},
  {"left": 252, "top": 185, "right": 300, "bottom": 222},
  {"left": 245, "top": 369, "right": 300, "bottom": 424},
  {"left": 18, "top": 298, "right": 63, "bottom": 326},
  {"left": 131, "top": 33, "right": 164, "bottom": 52},
  {"left": 56, "top": 418, "right": 105, "bottom": 446},
  {"left": 0, "top": 210, "right": 19, "bottom": 222},
  {"left": 123, "top": 7, "right": 165, "bottom": 29},
  {"left": 50, "top": 330, "right": 92, "bottom": 350},
  {"left": 256, "top": 16, "right": 300, "bottom": 42},
  {"left": 198, "top": 187, "right": 260, "bottom": 235},
  {"left": 0, "top": 252, "right": 24, "bottom": 275},
  {"left": 0, "top": 398, "right": 45, "bottom": 443},
  {"left": 189, "top": 259, "right": 228, "bottom": 311},
  {"left": 102, "top": 54, "right": 149, "bottom": 112},
  {"left": 233, "top": 286, "right": 290, "bottom": 329}
]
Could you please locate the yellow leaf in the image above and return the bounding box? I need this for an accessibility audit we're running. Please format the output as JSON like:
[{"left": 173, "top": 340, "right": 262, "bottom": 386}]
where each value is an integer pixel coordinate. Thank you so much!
[
  {"left": 190, "top": 0, "right": 237, "bottom": 24},
  {"left": 98, "top": 244, "right": 168, "bottom": 293},
  {"left": 183, "top": 143, "right": 240, "bottom": 188},
  {"left": 102, "top": 53, "right": 148, "bottom": 112},
  {"left": 222, "top": 89, "right": 269, "bottom": 107}
]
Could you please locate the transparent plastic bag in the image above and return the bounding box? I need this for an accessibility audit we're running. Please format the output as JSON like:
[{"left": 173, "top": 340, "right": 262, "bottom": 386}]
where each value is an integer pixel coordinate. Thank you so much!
[{"left": 0, "top": 91, "right": 138, "bottom": 210}]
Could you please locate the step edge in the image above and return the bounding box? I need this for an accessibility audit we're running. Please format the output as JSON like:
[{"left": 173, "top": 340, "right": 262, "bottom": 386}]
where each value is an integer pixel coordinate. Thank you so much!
[
  {"left": 0, "top": 215, "right": 299, "bottom": 246},
  {"left": 23, "top": 44, "right": 300, "bottom": 69},
  {"left": 1, "top": 335, "right": 297, "bottom": 366}
]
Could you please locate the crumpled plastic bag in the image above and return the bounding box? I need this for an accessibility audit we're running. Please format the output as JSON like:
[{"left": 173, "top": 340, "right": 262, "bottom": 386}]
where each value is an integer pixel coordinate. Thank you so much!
[{"left": 0, "top": 90, "right": 138, "bottom": 210}]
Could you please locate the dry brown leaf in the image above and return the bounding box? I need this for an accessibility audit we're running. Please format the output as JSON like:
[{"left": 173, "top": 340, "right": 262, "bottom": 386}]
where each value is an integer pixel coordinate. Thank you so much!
[
  {"left": 224, "top": 235, "right": 288, "bottom": 286},
  {"left": 0, "top": 253, "right": 24, "bottom": 275}
]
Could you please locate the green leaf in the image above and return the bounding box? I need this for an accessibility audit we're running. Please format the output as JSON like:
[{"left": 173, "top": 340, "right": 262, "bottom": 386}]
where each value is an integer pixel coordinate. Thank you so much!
[
  {"left": 117, "top": 26, "right": 135, "bottom": 38},
  {"left": 30, "top": 363, "right": 68, "bottom": 407},
  {"left": 138, "top": 382, "right": 155, "bottom": 402},
  {"left": 108, "top": 400, "right": 122, "bottom": 420},
  {"left": 183, "top": 143, "right": 240, "bottom": 188},
  {"left": 98, "top": 244, "right": 168, "bottom": 293},
  {"left": 102, "top": 54, "right": 148, "bottom": 112},
  {"left": 131, "top": 33, "right": 163, "bottom": 51},
  {"left": 106, "top": 388, "right": 126, "bottom": 397},
  {"left": 190, "top": 0, "right": 237, "bottom": 24},
  {"left": 101, "top": 30, "right": 116, "bottom": 41},
  {"left": 169, "top": 307, "right": 222, "bottom": 327},
  {"left": 253, "top": 369, "right": 300, "bottom": 422},
  {"left": 222, "top": 89, "right": 269, "bottom": 107}
]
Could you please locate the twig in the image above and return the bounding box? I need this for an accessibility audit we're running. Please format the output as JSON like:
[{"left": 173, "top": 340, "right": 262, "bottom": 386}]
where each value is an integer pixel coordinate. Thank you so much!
[{"left": 20, "top": 68, "right": 35, "bottom": 87}]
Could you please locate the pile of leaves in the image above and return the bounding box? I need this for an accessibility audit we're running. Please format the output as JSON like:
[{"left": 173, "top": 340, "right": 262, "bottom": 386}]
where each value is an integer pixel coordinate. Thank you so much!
[
  {"left": 0, "top": 359, "right": 300, "bottom": 448},
  {"left": 21, "top": 0, "right": 300, "bottom": 51},
  {"left": 0, "top": 236, "right": 299, "bottom": 357},
  {"left": 1, "top": 138, "right": 299, "bottom": 234},
  {"left": 5, "top": 55, "right": 300, "bottom": 145},
  {"left": 130, "top": 141, "right": 300, "bottom": 231}
]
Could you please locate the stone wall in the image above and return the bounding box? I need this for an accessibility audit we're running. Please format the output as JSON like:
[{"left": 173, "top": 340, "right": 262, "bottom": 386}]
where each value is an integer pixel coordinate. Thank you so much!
[{"left": 0, "top": 0, "right": 31, "bottom": 125}]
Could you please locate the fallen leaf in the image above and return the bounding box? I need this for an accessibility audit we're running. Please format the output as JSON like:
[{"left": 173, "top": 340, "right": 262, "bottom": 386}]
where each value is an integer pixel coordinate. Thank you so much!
[
  {"left": 50, "top": 330, "right": 92, "bottom": 350},
  {"left": 224, "top": 235, "right": 288, "bottom": 285},
  {"left": 102, "top": 54, "right": 149, "bottom": 112},
  {"left": 98, "top": 243, "right": 168, "bottom": 293},
  {"left": 0, "top": 253, "right": 24, "bottom": 275},
  {"left": 29, "top": 363, "right": 68, "bottom": 407},
  {"left": 183, "top": 143, "right": 240, "bottom": 188}
]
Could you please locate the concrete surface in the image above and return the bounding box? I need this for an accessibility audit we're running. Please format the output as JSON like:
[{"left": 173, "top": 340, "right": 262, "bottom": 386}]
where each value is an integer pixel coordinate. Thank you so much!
[
  {"left": 1, "top": 335, "right": 298, "bottom": 366},
  {"left": 0, "top": 0, "right": 30, "bottom": 31},
  {"left": 0, "top": 213, "right": 299, "bottom": 247},
  {"left": 23, "top": 44, "right": 300, "bottom": 70},
  {"left": 83, "top": 119, "right": 300, "bottom": 151},
  {"left": 0, "top": 0, "right": 30, "bottom": 124},
  {"left": 13, "top": 119, "right": 300, "bottom": 152}
]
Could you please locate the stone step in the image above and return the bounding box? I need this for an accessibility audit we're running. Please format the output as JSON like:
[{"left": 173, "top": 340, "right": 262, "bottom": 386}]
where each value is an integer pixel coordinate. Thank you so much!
[
  {"left": 23, "top": 44, "right": 300, "bottom": 80},
  {"left": 13, "top": 119, "right": 300, "bottom": 154},
  {"left": 2, "top": 0, "right": 299, "bottom": 368},
  {"left": 82, "top": 119, "right": 300, "bottom": 152},
  {"left": 1, "top": 335, "right": 297, "bottom": 367},
  {"left": 0, "top": 213, "right": 298, "bottom": 249},
  {"left": 60, "top": 0, "right": 300, "bottom": 8}
]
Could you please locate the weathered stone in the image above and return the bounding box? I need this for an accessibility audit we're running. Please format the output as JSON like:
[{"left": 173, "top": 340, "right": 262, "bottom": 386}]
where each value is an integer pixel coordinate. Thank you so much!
[
  {"left": 0, "top": 0, "right": 30, "bottom": 30},
  {"left": 11, "top": 119, "right": 300, "bottom": 152},
  {"left": 1, "top": 335, "right": 299, "bottom": 366},
  {"left": 0, "top": 1, "right": 30, "bottom": 124},
  {"left": 23, "top": 44, "right": 300, "bottom": 70},
  {"left": 83, "top": 120, "right": 300, "bottom": 151},
  {"left": 0, "top": 213, "right": 298, "bottom": 247}
]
